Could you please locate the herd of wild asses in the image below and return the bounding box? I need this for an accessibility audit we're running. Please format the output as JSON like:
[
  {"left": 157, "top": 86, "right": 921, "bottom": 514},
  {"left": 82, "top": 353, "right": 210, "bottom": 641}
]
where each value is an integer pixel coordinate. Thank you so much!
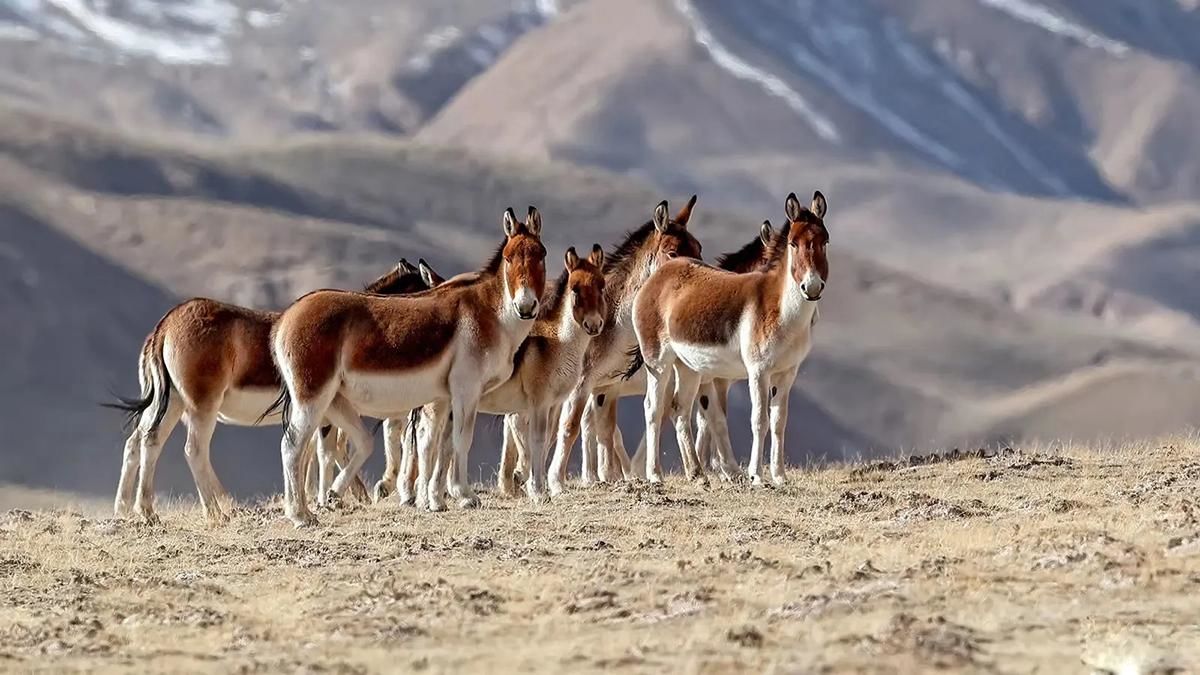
[{"left": 109, "top": 192, "right": 830, "bottom": 527}]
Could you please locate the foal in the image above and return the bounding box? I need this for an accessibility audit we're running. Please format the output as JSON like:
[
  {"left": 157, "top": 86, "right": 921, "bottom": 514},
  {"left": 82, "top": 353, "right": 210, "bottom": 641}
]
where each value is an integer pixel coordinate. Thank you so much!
[
  {"left": 110, "top": 260, "right": 438, "bottom": 524},
  {"left": 546, "top": 198, "right": 703, "bottom": 495},
  {"left": 632, "top": 192, "right": 829, "bottom": 485},
  {"left": 271, "top": 208, "right": 547, "bottom": 524}
]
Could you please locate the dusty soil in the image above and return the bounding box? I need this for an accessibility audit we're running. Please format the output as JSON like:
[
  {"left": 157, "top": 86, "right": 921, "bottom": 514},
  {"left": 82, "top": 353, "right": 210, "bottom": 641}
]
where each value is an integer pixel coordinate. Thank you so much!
[{"left": 1, "top": 440, "right": 1198, "bottom": 673}]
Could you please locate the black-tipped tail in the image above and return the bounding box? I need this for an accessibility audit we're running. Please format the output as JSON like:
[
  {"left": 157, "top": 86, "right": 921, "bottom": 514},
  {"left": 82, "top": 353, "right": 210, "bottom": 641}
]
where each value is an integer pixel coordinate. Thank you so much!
[
  {"left": 258, "top": 388, "right": 290, "bottom": 429},
  {"left": 622, "top": 345, "right": 645, "bottom": 381},
  {"left": 101, "top": 392, "right": 154, "bottom": 434}
]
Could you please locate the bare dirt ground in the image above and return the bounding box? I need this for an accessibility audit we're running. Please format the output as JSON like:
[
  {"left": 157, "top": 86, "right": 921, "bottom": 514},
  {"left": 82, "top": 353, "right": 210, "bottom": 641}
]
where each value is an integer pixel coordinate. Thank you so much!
[{"left": 2, "top": 440, "right": 1198, "bottom": 673}]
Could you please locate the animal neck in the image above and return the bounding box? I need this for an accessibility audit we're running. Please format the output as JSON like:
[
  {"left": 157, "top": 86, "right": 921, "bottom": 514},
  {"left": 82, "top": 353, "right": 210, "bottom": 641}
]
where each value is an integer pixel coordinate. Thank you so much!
[
  {"left": 774, "top": 252, "right": 818, "bottom": 328},
  {"left": 607, "top": 249, "right": 654, "bottom": 328}
]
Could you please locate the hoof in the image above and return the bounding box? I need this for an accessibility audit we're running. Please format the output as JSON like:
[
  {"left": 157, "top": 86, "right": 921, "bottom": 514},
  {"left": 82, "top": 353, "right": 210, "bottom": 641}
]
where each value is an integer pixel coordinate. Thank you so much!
[
  {"left": 526, "top": 489, "right": 550, "bottom": 506},
  {"left": 647, "top": 473, "right": 664, "bottom": 485},
  {"left": 372, "top": 481, "right": 391, "bottom": 503},
  {"left": 138, "top": 509, "right": 161, "bottom": 526},
  {"left": 324, "top": 490, "right": 343, "bottom": 510},
  {"left": 771, "top": 474, "right": 787, "bottom": 488},
  {"left": 458, "top": 495, "right": 482, "bottom": 509},
  {"left": 548, "top": 480, "right": 566, "bottom": 497},
  {"left": 750, "top": 474, "right": 767, "bottom": 488},
  {"left": 287, "top": 510, "right": 319, "bottom": 528},
  {"left": 397, "top": 491, "right": 417, "bottom": 507},
  {"left": 205, "top": 508, "right": 231, "bottom": 526},
  {"left": 427, "top": 499, "right": 448, "bottom": 513}
]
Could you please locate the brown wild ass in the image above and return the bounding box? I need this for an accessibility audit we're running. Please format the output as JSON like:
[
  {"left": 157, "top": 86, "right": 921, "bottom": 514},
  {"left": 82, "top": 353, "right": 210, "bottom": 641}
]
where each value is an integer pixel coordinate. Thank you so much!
[
  {"left": 626, "top": 221, "right": 782, "bottom": 481},
  {"left": 109, "top": 259, "right": 440, "bottom": 524},
  {"left": 545, "top": 198, "right": 703, "bottom": 495},
  {"left": 394, "top": 245, "right": 608, "bottom": 504},
  {"left": 631, "top": 192, "right": 828, "bottom": 485},
  {"left": 271, "top": 208, "right": 547, "bottom": 524}
]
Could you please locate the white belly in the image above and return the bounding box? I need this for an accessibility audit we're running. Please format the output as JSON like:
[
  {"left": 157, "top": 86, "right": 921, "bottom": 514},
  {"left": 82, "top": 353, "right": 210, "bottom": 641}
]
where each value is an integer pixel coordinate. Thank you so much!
[
  {"left": 342, "top": 359, "right": 451, "bottom": 418},
  {"left": 673, "top": 340, "right": 746, "bottom": 380},
  {"left": 218, "top": 388, "right": 283, "bottom": 426}
]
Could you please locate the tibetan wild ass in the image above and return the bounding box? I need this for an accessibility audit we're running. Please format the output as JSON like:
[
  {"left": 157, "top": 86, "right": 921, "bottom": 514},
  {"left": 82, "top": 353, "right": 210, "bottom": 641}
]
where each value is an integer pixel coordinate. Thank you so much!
[
  {"left": 630, "top": 192, "right": 828, "bottom": 485},
  {"left": 545, "top": 198, "right": 703, "bottom": 494},
  {"left": 271, "top": 208, "right": 547, "bottom": 524},
  {"left": 108, "top": 259, "right": 440, "bottom": 524}
]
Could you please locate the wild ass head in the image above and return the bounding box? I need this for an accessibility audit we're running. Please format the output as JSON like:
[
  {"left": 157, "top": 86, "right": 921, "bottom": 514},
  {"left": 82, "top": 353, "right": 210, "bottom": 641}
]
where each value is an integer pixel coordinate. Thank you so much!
[
  {"left": 650, "top": 195, "right": 703, "bottom": 267},
  {"left": 783, "top": 191, "right": 829, "bottom": 301},
  {"left": 563, "top": 244, "right": 607, "bottom": 336},
  {"left": 501, "top": 206, "right": 548, "bottom": 320}
]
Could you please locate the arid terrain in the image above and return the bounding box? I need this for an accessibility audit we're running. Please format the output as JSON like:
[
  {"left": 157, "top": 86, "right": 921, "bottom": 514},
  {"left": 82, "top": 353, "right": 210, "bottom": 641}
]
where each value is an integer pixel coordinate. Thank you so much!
[{"left": 2, "top": 439, "right": 1197, "bottom": 673}]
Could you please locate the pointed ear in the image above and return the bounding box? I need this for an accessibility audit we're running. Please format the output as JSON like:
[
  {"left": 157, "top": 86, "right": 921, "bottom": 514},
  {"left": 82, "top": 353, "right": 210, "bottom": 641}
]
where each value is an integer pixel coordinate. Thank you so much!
[
  {"left": 675, "top": 194, "right": 698, "bottom": 227},
  {"left": 564, "top": 246, "right": 580, "bottom": 271},
  {"left": 503, "top": 207, "right": 519, "bottom": 237},
  {"left": 784, "top": 192, "right": 805, "bottom": 222},
  {"left": 653, "top": 200, "right": 670, "bottom": 233},
  {"left": 525, "top": 206, "right": 542, "bottom": 236},
  {"left": 810, "top": 190, "right": 827, "bottom": 219},
  {"left": 588, "top": 243, "right": 604, "bottom": 268},
  {"left": 397, "top": 258, "right": 413, "bottom": 274},
  {"left": 759, "top": 220, "right": 774, "bottom": 245},
  {"left": 418, "top": 258, "right": 442, "bottom": 287}
]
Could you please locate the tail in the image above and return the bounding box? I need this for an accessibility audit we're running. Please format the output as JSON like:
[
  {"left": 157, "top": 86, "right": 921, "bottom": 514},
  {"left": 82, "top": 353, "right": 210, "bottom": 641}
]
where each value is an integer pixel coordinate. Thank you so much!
[
  {"left": 409, "top": 407, "right": 420, "bottom": 452},
  {"left": 621, "top": 345, "right": 645, "bottom": 381},
  {"left": 102, "top": 329, "right": 171, "bottom": 435},
  {"left": 258, "top": 388, "right": 291, "bottom": 432}
]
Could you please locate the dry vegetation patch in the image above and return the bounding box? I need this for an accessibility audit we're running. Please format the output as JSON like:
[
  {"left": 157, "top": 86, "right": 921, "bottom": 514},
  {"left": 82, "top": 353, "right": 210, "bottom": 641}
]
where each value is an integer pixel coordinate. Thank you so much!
[{"left": 1, "top": 441, "right": 1198, "bottom": 672}]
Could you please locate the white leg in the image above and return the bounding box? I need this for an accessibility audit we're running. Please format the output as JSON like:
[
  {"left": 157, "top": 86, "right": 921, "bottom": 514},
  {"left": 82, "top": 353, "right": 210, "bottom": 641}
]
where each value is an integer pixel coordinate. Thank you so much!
[
  {"left": 447, "top": 387, "right": 481, "bottom": 509},
  {"left": 374, "top": 417, "right": 404, "bottom": 502},
  {"left": 746, "top": 371, "right": 771, "bottom": 487},
  {"left": 670, "top": 366, "right": 704, "bottom": 482},
  {"left": 181, "top": 409, "right": 230, "bottom": 523},
  {"left": 396, "top": 413, "right": 421, "bottom": 506},
  {"left": 280, "top": 404, "right": 321, "bottom": 527},
  {"left": 497, "top": 413, "right": 526, "bottom": 497},
  {"left": 769, "top": 367, "right": 799, "bottom": 486},
  {"left": 629, "top": 430, "right": 647, "bottom": 481},
  {"left": 415, "top": 404, "right": 447, "bottom": 511},
  {"left": 594, "top": 392, "right": 620, "bottom": 484},
  {"left": 524, "top": 407, "right": 551, "bottom": 504},
  {"left": 580, "top": 396, "right": 599, "bottom": 487},
  {"left": 643, "top": 363, "right": 671, "bottom": 484},
  {"left": 321, "top": 395, "right": 373, "bottom": 501},
  {"left": 133, "top": 397, "right": 183, "bottom": 525},
  {"left": 314, "top": 427, "right": 337, "bottom": 506},
  {"left": 610, "top": 422, "right": 634, "bottom": 481},
  {"left": 549, "top": 388, "right": 586, "bottom": 495},
  {"left": 115, "top": 429, "right": 141, "bottom": 517}
]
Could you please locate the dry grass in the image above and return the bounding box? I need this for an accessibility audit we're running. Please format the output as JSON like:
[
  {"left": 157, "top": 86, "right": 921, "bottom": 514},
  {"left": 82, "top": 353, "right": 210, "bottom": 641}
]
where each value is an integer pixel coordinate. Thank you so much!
[{"left": 2, "top": 440, "right": 1198, "bottom": 673}]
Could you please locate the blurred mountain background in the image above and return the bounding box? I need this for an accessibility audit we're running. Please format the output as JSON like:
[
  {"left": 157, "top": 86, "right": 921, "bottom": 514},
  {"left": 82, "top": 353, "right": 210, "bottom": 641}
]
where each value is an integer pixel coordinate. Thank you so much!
[{"left": 1, "top": 0, "right": 1198, "bottom": 497}]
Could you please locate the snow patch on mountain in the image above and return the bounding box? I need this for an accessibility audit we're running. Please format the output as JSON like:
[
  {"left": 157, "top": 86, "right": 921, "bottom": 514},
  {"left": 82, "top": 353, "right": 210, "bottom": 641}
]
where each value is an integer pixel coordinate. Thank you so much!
[
  {"left": 976, "top": 0, "right": 1130, "bottom": 55},
  {"left": 673, "top": 0, "right": 840, "bottom": 143}
]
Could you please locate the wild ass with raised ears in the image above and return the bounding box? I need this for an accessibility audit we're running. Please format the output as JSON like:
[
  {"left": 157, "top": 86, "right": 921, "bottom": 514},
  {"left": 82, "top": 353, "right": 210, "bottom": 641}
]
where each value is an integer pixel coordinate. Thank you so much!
[
  {"left": 545, "top": 198, "right": 703, "bottom": 495},
  {"left": 626, "top": 220, "right": 783, "bottom": 481},
  {"left": 107, "top": 259, "right": 440, "bottom": 524},
  {"left": 630, "top": 192, "right": 829, "bottom": 486},
  {"left": 271, "top": 208, "right": 547, "bottom": 524}
]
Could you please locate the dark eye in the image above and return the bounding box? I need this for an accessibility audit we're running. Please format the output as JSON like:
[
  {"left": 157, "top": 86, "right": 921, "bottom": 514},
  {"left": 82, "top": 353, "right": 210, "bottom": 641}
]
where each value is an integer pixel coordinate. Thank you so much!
[{"left": 790, "top": 241, "right": 799, "bottom": 249}]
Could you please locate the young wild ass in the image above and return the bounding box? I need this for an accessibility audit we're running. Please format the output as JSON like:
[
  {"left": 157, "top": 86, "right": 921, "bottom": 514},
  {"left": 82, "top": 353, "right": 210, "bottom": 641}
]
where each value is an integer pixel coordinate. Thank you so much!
[
  {"left": 271, "top": 208, "right": 547, "bottom": 525},
  {"left": 395, "top": 245, "right": 608, "bottom": 504},
  {"left": 631, "top": 192, "right": 829, "bottom": 485},
  {"left": 545, "top": 198, "right": 703, "bottom": 495},
  {"left": 109, "top": 259, "right": 441, "bottom": 524}
]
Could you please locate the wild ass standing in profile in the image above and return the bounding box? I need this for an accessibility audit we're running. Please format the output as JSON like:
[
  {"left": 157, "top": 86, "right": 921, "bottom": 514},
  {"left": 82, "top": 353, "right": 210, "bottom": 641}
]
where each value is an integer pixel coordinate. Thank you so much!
[
  {"left": 630, "top": 192, "right": 829, "bottom": 485},
  {"left": 545, "top": 198, "right": 703, "bottom": 495},
  {"left": 271, "top": 208, "right": 547, "bottom": 525},
  {"left": 390, "top": 246, "right": 608, "bottom": 504},
  {"left": 626, "top": 220, "right": 783, "bottom": 481},
  {"left": 109, "top": 259, "right": 441, "bottom": 524}
]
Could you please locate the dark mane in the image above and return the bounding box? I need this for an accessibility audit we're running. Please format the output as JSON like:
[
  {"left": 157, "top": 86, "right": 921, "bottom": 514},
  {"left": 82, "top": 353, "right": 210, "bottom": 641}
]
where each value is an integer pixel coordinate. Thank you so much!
[
  {"left": 715, "top": 234, "right": 769, "bottom": 273},
  {"left": 537, "top": 269, "right": 572, "bottom": 322},
  {"left": 603, "top": 221, "right": 656, "bottom": 276},
  {"left": 363, "top": 266, "right": 424, "bottom": 294},
  {"left": 761, "top": 222, "right": 793, "bottom": 271},
  {"left": 482, "top": 239, "right": 506, "bottom": 274}
]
